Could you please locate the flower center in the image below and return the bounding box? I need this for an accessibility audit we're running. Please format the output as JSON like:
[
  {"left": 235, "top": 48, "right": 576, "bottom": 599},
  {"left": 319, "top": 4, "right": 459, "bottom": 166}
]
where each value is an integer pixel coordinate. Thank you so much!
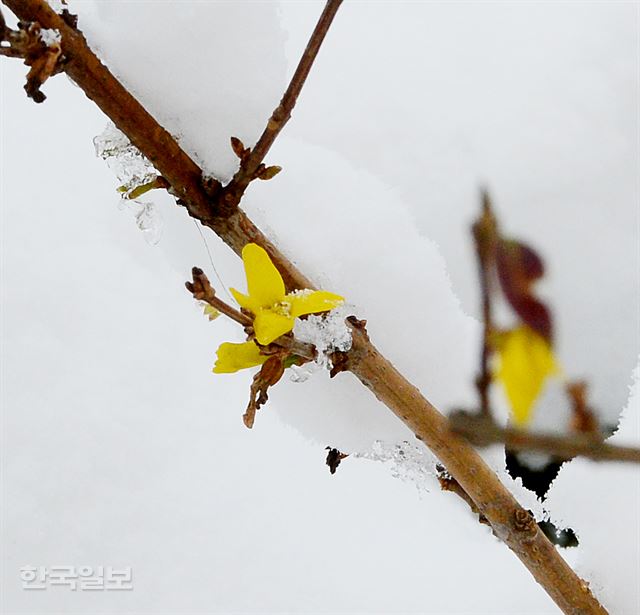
[{"left": 272, "top": 300, "right": 292, "bottom": 317}]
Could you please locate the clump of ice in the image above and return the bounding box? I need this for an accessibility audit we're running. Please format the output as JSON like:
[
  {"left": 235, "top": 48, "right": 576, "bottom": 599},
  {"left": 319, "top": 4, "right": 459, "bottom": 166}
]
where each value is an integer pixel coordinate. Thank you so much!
[
  {"left": 94, "top": 123, "right": 163, "bottom": 246},
  {"left": 355, "top": 439, "right": 544, "bottom": 517},
  {"left": 93, "top": 123, "right": 157, "bottom": 193},
  {"left": 116, "top": 199, "right": 163, "bottom": 247},
  {"left": 293, "top": 305, "right": 353, "bottom": 370},
  {"left": 354, "top": 440, "right": 440, "bottom": 494},
  {"left": 39, "top": 28, "right": 61, "bottom": 46},
  {"left": 289, "top": 363, "right": 316, "bottom": 384}
]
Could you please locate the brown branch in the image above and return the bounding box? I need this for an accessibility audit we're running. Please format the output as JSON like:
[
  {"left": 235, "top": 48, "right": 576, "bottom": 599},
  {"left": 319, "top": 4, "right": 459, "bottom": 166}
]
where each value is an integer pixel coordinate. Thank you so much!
[
  {"left": 2, "top": 2, "right": 609, "bottom": 613},
  {"left": 449, "top": 412, "right": 640, "bottom": 464},
  {"left": 221, "top": 0, "right": 343, "bottom": 209},
  {"left": 346, "top": 326, "right": 606, "bottom": 613}
]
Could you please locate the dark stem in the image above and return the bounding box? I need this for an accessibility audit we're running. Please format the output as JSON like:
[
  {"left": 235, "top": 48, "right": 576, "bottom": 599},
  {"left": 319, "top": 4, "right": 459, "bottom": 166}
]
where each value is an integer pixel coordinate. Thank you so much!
[{"left": 472, "top": 189, "right": 497, "bottom": 416}]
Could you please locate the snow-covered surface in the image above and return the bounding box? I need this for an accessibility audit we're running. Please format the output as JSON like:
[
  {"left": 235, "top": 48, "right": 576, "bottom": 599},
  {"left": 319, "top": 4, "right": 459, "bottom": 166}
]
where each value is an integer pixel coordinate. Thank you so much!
[
  {"left": 1, "top": 1, "right": 637, "bottom": 613},
  {"left": 1, "top": 79, "right": 559, "bottom": 613},
  {"left": 75, "top": 1, "right": 287, "bottom": 183},
  {"left": 244, "top": 135, "right": 479, "bottom": 450},
  {"left": 281, "top": 0, "right": 639, "bottom": 432}
]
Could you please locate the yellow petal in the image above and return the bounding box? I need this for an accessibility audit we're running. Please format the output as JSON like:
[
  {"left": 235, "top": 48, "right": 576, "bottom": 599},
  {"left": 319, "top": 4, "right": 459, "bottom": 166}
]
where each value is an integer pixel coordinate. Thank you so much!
[
  {"left": 213, "top": 341, "right": 267, "bottom": 374},
  {"left": 242, "top": 243, "right": 285, "bottom": 309},
  {"left": 494, "top": 325, "right": 560, "bottom": 426},
  {"left": 253, "top": 310, "right": 295, "bottom": 345},
  {"left": 230, "top": 287, "right": 259, "bottom": 314},
  {"left": 289, "top": 289, "right": 344, "bottom": 318}
]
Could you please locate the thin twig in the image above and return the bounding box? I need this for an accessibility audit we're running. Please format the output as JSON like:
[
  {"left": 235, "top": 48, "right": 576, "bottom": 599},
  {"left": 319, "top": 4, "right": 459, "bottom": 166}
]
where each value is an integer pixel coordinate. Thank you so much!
[
  {"left": 2, "top": 2, "right": 609, "bottom": 613},
  {"left": 220, "top": 0, "right": 343, "bottom": 209},
  {"left": 472, "top": 190, "right": 497, "bottom": 416},
  {"left": 186, "top": 267, "right": 252, "bottom": 326},
  {"left": 449, "top": 412, "right": 640, "bottom": 464},
  {"left": 436, "top": 465, "right": 489, "bottom": 525}
]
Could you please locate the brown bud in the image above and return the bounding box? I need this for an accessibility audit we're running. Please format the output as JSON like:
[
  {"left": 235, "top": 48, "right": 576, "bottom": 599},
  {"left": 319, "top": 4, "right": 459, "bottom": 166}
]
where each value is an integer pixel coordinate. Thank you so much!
[
  {"left": 230, "top": 136, "right": 249, "bottom": 160},
  {"left": 257, "top": 165, "right": 282, "bottom": 181}
]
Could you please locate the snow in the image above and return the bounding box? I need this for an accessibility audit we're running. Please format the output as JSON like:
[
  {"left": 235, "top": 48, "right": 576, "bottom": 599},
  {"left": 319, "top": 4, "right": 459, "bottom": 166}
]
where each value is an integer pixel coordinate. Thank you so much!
[
  {"left": 236, "top": 135, "right": 479, "bottom": 449},
  {"left": 0, "top": 84, "right": 560, "bottom": 611},
  {"left": 2, "top": 0, "right": 638, "bottom": 613},
  {"left": 46, "top": 0, "right": 67, "bottom": 13},
  {"left": 39, "top": 28, "right": 61, "bottom": 46},
  {"left": 354, "top": 440, "right": 439, "bottom": 493},
  {"left": 293, "top": 304, "right": 352, "bottom": 369},
  {"left": 71, "top": 0, "right": 287, "bottom": 183},
  {"left": 281, "top": 1, "right": 639, "bottom": 431}
]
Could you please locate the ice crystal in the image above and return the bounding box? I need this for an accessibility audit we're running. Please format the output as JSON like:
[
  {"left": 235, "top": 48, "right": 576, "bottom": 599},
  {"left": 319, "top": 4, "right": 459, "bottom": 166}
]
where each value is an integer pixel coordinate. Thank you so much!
[
  {"left": 94, "top": 123, "right": 163, "bottom": 245},
  {"left": 354, "top": 440, "right": 440, "bottom": 493},
  {"left": 117, "top": 199, "right": 163, "bottom": 246},
  {"left": 93, "top": 123, "right": 157, "bottom": 194},
  {"left": 293, "top": 305, "right": 352, "bottom": 370},
  {"left": 39, "top": 28, "right": 61, "bottom": 46},
  {"left": 289, "top": 363, "right": 317, "bottom": 383}
]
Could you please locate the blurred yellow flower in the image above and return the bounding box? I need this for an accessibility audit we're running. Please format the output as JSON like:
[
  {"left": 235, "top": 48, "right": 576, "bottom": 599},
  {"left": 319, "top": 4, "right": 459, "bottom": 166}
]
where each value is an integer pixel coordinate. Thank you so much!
[
  {"left": 493, "top": 325, "right": 561, "bottom": 426},
  {"left": 230, "top": 243, "right": 343, "bottom": 345}
]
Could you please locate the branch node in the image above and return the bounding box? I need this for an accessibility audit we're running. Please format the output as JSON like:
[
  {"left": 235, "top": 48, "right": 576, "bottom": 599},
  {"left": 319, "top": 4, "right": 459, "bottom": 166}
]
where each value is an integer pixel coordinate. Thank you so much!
[
  {"left": 513, "top": 508, "right": 537, "bottom": 537},
  {"left": 202, "top": 175, "right": 222, "bottom": 199}
]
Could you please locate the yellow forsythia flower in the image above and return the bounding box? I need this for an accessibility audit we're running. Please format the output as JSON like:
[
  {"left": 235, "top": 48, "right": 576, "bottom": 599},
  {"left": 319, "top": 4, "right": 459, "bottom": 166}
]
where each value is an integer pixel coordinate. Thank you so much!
[
  {"left": 493, "top": 325, "right": 560, "bottom": 426},
  {"left": 230, "top": 243, "right": 343, "bottom": 345},
  {"left": 213, "top": 341, "right": 268, "bottom": 374}
]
